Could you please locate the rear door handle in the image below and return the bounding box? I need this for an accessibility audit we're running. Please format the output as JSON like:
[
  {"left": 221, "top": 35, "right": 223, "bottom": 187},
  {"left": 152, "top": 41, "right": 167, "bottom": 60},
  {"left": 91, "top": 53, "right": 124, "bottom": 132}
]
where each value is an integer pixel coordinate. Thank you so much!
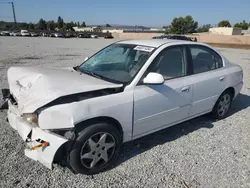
[
  {"left": 220, "top": 76, "right": 225, "bottom": 81},
  {"left": 181, "top": 86, "right": 190, "bottom": 92}
]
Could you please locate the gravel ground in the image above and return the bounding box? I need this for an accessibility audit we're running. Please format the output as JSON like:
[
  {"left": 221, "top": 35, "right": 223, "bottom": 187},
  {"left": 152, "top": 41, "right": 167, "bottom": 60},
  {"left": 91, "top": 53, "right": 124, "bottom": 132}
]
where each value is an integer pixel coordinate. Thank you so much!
[{"left": 0, "top": 37, "right": 250, "bottom": 188}]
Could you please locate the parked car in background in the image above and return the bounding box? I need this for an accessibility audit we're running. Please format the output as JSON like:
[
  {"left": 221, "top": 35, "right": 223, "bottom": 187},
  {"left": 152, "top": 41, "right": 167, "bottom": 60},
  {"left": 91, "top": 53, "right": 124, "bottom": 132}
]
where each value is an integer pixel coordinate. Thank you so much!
[
  {"left": 91, "top": 34, "right": 98, "bottom": 38},
  {"left": 54, "top": 32, "right": 64, "bottom": 38},
  {"left": 49, "top": 33, "right": 55, "bottom": 37},
  {"left": 77, "top": 33, "right": 85, "bottom": 38},
  {"left": 78, "top": 33, "right": 92, "bottom": 38},
  {"left": 1, "top": 40, "right": 243, "bottom": 175},
  {"left": 30, "top": 32, "right": 39, "bottom": 37},
  {"left": 153, "top": 34, "right": 192, "bottom": 41},
  {"left": 41, "top": 32, "right": 48, "bottom": 37},
  {"left": 104, "top": 35, "right": 114, "bottom": 39},
  {"left": 65, "top": 33, "right": 75, "bottom": 38},
  {"left": 152, "top": 35, "right": 165, "bottom": 39},
  {"left": 21, "top": 30, "right": 31, "bottom": 36},
  {"left": 0, "top": 31, "right": 11, "bottom": 36},
  {"left": 10, "top": 30, "right": 25, "bottom": 36},
  {"left": 12, "top": 31, "right": 21, "bottom": 36},
  {"left": 9, "top": 31, "right": 14, "bottom": 36}
]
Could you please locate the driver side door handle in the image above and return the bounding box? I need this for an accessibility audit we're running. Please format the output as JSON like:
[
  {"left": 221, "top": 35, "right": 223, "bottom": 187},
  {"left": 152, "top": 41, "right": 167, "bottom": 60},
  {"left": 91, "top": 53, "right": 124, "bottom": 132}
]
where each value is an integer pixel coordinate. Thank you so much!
[{"left": 220, "top": 76, "right": 225, "bottom": 81}]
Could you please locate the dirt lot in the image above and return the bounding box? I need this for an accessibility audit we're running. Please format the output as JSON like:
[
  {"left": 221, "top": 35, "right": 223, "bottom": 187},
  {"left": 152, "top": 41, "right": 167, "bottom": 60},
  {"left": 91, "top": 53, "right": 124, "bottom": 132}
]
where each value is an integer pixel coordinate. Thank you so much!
[
  {"left": 0, "top": 37, "right": 250, "bottom": 188},
  {"left": 208, "top": 43, "right": 250, "bottom": 50}
]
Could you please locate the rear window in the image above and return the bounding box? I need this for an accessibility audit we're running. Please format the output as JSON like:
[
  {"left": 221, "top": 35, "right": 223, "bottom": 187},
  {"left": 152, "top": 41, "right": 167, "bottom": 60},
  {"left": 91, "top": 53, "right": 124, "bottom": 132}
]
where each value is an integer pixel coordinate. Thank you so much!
[{"left": 189, "top": 45, "right": 223, "bottom": 74}]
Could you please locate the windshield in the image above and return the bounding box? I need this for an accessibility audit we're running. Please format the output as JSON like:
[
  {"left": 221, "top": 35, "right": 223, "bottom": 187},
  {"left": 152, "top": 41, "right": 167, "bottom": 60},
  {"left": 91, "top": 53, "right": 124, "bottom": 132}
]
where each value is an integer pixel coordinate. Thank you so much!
[{"left": 79, "top": 43, "right": 155, "bottom": 84}]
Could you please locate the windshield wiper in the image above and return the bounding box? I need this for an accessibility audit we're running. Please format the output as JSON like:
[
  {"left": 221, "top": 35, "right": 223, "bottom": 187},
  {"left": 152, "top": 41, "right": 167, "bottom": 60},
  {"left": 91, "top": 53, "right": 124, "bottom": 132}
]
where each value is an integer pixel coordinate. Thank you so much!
[
  {"left": 73, "top": 65, "right": 80, "bottom": 72},
  {"left": 79, "top": 68, "right": 124, "bottom": 84},
  {"left": 80, "top": 68, "right": 103, "bottom": 79}
]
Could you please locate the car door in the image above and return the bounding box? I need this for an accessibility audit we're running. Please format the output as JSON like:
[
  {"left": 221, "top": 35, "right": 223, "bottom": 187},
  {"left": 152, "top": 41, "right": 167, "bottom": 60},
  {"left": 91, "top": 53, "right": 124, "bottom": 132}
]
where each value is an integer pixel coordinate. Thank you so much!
[
  {"left": 133, "top": 45, "right": 194, "bottom": 137},
  {"left": 188, "top": 45, "right": 226, "bottom": 116}
]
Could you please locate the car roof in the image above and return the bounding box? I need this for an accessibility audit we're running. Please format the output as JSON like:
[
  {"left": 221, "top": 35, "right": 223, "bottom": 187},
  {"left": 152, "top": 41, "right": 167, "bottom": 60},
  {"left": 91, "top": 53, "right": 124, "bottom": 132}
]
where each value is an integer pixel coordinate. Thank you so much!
[{"left": 117, "top": 39, "right": 200, "bottom": 48}]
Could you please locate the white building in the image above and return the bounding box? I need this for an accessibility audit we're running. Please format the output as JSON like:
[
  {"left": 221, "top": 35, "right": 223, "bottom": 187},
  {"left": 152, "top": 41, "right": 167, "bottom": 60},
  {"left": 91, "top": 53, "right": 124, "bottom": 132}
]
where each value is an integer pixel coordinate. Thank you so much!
[
  {"left": 149, "top": 28, "right": 165, "bottom": 32},
  {"left": 102, "top": 28, "right": 124, "bottom": 33},
  {"left": 209, "top": 27, "right": 242, "bottom": 35},
  {"left": 73, "top": 27, "right": 102, "bottom": 32}
]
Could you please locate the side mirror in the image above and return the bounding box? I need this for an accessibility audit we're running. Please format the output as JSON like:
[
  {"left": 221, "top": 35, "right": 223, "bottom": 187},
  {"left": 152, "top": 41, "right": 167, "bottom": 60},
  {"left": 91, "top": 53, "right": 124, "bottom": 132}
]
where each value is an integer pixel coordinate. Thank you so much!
[
  {"left": 143, "top": 72, "right": 164, "bottom": 85},
  {"left": 84, "top": 57, "right": 89, "bottom": 61}
]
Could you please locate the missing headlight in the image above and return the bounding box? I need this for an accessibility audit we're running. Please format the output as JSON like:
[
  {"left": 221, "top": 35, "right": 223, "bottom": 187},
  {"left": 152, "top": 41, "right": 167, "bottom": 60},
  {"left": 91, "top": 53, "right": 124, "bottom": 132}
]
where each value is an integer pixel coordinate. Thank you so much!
[
  {"left": 50, "top": 129, "right": 75, "bottom": 140},
  {"left": 23, "top": 113, "right": 38, "bottom": 125}
]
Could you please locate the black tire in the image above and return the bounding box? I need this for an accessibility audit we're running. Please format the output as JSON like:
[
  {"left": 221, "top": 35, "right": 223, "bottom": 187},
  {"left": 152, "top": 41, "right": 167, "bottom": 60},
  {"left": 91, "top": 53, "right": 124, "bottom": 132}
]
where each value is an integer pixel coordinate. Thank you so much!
[
  {"left": 212, "top": 90, "right": 233, "bottom": 119},
  {"left": 69, "top": 123, "right": 122, "bottom": 175}
]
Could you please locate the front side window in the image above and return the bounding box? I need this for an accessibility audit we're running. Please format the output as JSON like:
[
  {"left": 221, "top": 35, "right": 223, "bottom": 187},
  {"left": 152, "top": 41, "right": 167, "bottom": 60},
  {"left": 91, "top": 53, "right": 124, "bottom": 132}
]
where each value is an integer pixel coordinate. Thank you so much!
[
  {"left": 190, "top": 45, "right": 223, "bottom": 74},
  {"left": 79, "top": 44, "right": 155, "bottom": 84},
  {"left": 148, "top": 46, "right": 187, "bottom": 80}
]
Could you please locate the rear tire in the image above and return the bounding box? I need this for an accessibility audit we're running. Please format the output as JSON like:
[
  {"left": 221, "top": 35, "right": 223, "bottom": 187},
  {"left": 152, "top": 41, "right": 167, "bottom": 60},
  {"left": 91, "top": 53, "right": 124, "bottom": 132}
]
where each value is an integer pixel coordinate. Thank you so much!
[
  {"left": 69, "top": 123, "right": 121, "bottom": 175},
  {"left": 212, "top": 90, "right": 233, "bottom": 119}
]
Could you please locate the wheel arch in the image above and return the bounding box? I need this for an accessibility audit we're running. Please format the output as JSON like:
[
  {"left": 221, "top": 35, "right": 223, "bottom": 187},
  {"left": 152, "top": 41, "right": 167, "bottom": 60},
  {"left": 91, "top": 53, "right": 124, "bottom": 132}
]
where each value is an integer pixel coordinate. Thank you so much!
[
  {"left": 74, "top": 116, "right": 124, "bottom": 140},
  {"left": 212, "top": 87, "right": 235, "bottom": 110},
  {"left": 223, "top": 87, "right": 235, "bottom": 99},
  {"left": 53, "top": 116, "right": 124, "bottom": 165}
]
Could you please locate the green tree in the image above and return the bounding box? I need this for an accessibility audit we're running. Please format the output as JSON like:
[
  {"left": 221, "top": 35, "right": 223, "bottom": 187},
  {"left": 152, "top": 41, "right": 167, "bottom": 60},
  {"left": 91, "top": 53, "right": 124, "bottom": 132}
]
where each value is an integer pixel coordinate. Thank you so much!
[
  {"left": 62, "top": 24, "right": 67, "bottom": 31},
  {"left": 81, "top": 21, "right": 86, "bottom": 27},
  {"left": 184, "top": 15, "right": 198, "bottom": 33},
  {"left": 20, "top": 22, "right": 29, "bottom": 30},
  {"left": 57, "top": 16, "right": 64, "bottom": 28},
  {"left": 68, "top": 21, "right": 75, "bottom": 30},
  {"left": 218, "top": 20, "right": 231, "bottom": 27},
  {"left": 197, "top": 24, "right": 211, "bottom": 33},
  {"left": 169, "top": 15, "right": 198, "bottom": 34},
  {"left": 77, "top": 22, "right": 80, "bottom": 27},
  {"left": 234, "top": 20, "right": 249, "bottom": 30},
  {"left": 28, "top": 22, "right": 35, "bottom": 30},
  {"left": 37, "top": 18, "right": 47, "bottom": 30},
  {"left": 62, "top": 22, "right": 75, "bottom": 31},
  {"left": 0, "top": 23, "right": 10, "bottom": 30},
  {"left": 47, "top": 20, "right": 56, "bottom": 30}
]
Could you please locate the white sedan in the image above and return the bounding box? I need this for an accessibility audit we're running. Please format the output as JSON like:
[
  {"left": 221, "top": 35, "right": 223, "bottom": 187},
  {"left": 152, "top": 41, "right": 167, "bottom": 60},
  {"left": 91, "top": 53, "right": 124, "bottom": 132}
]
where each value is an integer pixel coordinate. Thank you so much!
[{"left": 1, "top": 39, "right": 243, "bottom": 175}]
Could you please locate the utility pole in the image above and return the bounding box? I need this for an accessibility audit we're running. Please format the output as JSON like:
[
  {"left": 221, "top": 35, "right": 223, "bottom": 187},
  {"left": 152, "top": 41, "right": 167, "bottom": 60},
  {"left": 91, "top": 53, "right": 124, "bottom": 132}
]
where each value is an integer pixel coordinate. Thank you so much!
[
  {"left": 10, "top": 2, "right": 16, "bottom": 27},
  {"left": 0, "top": 1, "right": 17, "bottom": 27}
]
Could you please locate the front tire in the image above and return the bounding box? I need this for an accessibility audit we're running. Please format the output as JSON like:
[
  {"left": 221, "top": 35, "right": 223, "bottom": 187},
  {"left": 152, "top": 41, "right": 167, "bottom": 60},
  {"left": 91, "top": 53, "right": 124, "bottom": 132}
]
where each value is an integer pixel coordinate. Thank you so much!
[
  {"left": 212, "top": 91, "right": 232, "bottom": 119},
  {"left": 69, "top": 123, "right": 122, "bottom": 175}
]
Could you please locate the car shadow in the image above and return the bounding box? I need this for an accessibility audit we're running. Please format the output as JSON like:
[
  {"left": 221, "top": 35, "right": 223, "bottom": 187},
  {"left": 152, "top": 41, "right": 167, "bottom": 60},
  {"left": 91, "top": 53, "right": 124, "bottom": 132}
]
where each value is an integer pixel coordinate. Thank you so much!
[
  {"left": 228, "top": 93, "right": 250, "bottom": 116},
  {"left": 113, "top": 93, "right": 250, "bottom": 169}
]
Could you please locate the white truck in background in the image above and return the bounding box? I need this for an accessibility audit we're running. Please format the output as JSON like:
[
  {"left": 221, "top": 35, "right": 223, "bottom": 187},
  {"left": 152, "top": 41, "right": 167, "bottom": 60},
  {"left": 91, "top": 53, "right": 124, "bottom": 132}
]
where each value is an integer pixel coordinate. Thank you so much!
[{"left": 21, "top": 30, "right": 30, "bottom": 36}]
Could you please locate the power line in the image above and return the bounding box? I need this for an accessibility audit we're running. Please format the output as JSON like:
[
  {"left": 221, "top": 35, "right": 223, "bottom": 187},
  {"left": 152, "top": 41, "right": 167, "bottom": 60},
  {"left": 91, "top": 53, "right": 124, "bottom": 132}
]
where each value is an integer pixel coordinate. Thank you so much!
[{"left": 0, "top": 16, "right": 13, "bottom": 18}]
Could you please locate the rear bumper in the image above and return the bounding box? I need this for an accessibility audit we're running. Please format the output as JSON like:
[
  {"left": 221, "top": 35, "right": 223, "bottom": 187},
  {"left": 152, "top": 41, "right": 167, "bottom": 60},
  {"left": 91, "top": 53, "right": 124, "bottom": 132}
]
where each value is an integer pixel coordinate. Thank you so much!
[{"left": 7, "top": 101, "right": 68, "bottom": 169}]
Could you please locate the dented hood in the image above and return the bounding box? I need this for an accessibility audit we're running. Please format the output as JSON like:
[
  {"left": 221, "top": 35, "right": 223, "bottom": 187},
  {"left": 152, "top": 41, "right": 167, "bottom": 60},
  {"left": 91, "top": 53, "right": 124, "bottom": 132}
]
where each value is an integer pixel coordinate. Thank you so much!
[{"left": 7, "top": 67, "right": 122, "bottom": 113}]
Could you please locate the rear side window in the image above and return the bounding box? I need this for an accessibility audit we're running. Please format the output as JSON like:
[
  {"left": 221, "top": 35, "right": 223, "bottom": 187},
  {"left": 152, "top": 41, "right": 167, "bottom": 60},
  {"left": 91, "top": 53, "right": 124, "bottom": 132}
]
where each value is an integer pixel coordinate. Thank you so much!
[{"left": 189, "top": 45, "right": 223, "bottom": 74}]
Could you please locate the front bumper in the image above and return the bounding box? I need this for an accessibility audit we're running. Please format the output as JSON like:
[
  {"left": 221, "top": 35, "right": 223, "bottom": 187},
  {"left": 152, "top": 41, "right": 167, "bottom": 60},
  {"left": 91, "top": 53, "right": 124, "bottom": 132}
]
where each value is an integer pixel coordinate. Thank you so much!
[{"left": 7, "top": 101, "right": 68, "bottom": 169}]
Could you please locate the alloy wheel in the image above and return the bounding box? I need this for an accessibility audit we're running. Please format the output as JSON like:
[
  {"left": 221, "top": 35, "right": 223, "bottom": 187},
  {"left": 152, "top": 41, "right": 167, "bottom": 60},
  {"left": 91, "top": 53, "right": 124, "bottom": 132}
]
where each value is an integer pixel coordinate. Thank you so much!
[
  {"left": 217, "top": 94, "right": 231, "bottom": 117},
  {"left": 80, "top": 132, "right": 116, "bottom": 169}
]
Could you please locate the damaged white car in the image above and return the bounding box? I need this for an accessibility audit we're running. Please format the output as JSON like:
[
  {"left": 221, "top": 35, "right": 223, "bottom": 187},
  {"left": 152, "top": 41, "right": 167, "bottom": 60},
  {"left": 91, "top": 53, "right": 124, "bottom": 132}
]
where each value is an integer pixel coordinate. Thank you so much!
[{"left": 1, "top": 39, "right": 243, "bottom": 175}]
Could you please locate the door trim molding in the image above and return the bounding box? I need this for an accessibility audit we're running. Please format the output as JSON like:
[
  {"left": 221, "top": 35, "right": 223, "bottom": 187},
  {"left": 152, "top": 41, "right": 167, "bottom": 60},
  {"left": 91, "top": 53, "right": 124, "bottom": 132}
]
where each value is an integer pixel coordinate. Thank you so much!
[{"left": 132, "top": 109, "right": 211, "bottom": 140}]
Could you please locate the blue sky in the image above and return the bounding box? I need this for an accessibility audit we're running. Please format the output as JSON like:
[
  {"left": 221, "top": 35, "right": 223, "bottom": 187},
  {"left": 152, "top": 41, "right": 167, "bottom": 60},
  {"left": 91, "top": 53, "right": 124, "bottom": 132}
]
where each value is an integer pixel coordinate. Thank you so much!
[{"left": 0, "top": 0, "right": 249, "bottom": 27}]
